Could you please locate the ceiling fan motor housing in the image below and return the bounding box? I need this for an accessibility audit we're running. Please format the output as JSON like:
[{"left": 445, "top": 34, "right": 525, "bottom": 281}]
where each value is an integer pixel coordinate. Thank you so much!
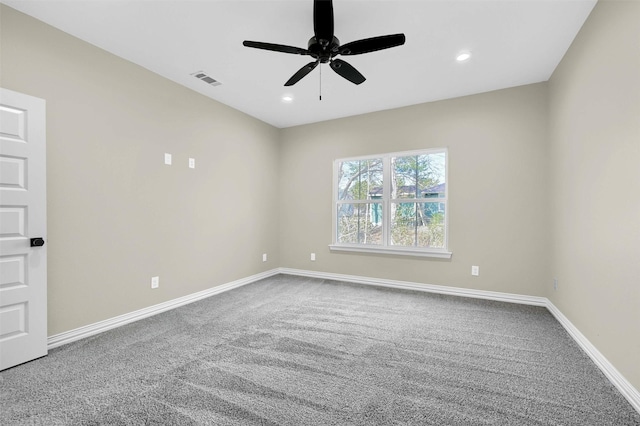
[{"left": 308, "top": 36, "right": 340, "bottom": 63}]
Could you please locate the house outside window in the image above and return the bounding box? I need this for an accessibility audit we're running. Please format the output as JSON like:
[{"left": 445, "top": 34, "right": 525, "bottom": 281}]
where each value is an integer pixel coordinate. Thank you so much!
[{"left": 331, "top": 148, "right": 451, "bottom": 258}]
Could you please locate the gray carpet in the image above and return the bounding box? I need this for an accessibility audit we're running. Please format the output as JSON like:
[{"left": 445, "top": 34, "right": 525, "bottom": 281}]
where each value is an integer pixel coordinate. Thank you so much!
[{"left": 1, "top": 275, "right": 638, "bottom": 425}]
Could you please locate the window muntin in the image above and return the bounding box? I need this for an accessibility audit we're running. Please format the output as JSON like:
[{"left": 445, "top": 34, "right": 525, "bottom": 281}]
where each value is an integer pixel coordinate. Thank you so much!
[{"left": 334, "top": 149, "right": 448, "bottom": 256}]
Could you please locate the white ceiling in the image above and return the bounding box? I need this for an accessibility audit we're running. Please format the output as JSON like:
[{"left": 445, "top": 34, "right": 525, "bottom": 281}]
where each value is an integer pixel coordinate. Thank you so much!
[{"left": 2, "top": 0, "right": 597, "bottom": 128}]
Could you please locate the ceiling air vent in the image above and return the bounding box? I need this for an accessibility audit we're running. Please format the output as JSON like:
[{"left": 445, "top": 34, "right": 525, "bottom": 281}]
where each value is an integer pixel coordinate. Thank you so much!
[{"left": 191, "top": 71, "right": 221, "bottom": 87}]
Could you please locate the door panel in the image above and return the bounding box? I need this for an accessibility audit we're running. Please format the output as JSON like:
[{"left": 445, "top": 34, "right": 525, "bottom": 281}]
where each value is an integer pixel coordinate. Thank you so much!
[
  {"left": 0, "top": 255, "right": 27, "bottom": 288},
  {"left": 0, "top": 104, "right": 26, "bottom": 141},
  {"left": 0, "top": 88, "right": 47, "bottom": 370}
]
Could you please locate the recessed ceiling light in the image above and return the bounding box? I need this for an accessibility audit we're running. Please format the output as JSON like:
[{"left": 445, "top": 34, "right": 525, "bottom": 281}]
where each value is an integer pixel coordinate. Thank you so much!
[
  {"left": 456, "top": 51, "right": 471, "bottom": 62},
  {"left": 282, "top": 95, "right": 294, "bottom": 103}
]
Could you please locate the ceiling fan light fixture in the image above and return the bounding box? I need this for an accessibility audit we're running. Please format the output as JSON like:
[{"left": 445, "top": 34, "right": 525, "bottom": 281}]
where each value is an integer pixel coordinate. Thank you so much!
[
  {"left": 281, "top": 95, "right": 294, "bottom": 103},
  {"left": 456, "top": 51, "right": 472, "bottom": 62}
]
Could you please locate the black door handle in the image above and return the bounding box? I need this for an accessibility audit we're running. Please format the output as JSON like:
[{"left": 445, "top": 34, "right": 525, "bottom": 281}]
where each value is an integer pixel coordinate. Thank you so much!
[{"left": 30, "top": 237, "right": 45, "bottom": 247}]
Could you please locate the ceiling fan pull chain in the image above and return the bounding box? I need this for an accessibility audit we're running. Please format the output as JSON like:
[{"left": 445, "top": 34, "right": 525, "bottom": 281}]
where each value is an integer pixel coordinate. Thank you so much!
[{"left": 319, "top": 63, "right": 322, "bottom": 101}]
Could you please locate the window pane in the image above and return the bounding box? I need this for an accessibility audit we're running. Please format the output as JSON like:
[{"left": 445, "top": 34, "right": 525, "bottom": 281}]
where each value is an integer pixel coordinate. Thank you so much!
[
  {"left": 390, "top": 202, "right": 417, "bottom": 246},
  {"left": 418, "top": 202, "right": 446, "bottom": 248},
  {"left": 337, "top": 203, "right": 382, "bottom": 245},
  {"left": 391, "top": 152, "right": 446, "bottom": 199},
  {"left": 337, "top": 159, "right": 383, "bottom": 201},
  {"left": 390, "top": 202, "right": 445, "bottom": 249}
]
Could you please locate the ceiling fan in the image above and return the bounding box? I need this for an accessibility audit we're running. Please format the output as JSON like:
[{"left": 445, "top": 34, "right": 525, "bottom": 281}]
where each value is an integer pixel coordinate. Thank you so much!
[{"left": 243, "top": 0, "right": 406, "bottom": 87}]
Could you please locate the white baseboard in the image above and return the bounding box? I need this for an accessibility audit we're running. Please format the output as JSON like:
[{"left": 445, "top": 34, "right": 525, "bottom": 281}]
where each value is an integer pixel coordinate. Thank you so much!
[
  {"left": 278, "top": 267, "right": 640, "bottom": 413},
  {"left": 545, "top": 302, "right": 640, "bottom": 413},
  {"left": 47, "top": 268, "right": 279, "bottom": 349},
  {"left": 46, "top": 267, "right": 639, "bottom": 414},
  {"left": 278, "top": 267, "right": 548, "bottom": 306}
]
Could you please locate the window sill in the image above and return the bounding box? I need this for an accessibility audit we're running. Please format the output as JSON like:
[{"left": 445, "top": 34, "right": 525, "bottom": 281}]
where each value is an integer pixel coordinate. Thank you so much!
[{"left": 329, "top": 244, "right": 453, "bottom": 259}]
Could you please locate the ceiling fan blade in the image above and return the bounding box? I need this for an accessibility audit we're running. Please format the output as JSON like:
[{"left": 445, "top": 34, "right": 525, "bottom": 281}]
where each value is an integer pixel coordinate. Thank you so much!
[
  {"left": 243, "top": 40, "right": 309, "bottom": 56},
  {"left": 313, "top": 0, "right": 334, "bottom": 42},
  {"left": 339, "top": 34, "right": 406, "bottom": 55},
  {"left": 330, "top": 59, "right": 365, "bottom": 85},
  {"left": 285, "top": 61, "right": 320, "bottom": 86}
]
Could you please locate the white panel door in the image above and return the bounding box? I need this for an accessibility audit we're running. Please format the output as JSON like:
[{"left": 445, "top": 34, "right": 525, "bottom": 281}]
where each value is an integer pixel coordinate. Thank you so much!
[{"left": 0, "top": 88, "right": 47, "bottom": 370}]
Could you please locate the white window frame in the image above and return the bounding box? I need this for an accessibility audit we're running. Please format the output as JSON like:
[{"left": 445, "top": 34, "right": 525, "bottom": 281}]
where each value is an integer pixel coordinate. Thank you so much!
[{"left": 330, "top": 148, "right": 452, "bottom": 259}]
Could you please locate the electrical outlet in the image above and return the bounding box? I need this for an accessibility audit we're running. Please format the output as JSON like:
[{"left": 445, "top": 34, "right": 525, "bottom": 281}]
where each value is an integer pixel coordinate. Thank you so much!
[
  {"left": 188, "top": 158, "right": 195, "bottom": 169},
  {"left": 471, "top": 265, "right": 479, "bottom": 276},
  {"left": 151, "top": 276, "right": 159, "bottom": 289},
  {"left": 262, "top": 253, "right": 267, "bottom": 262},
  {"left": 554, "top": 278, "right": 558, "bottom": 290},
  {"left": 310, "top": 253, "right": 316, "bottom": 261},
  {"left": 164, "top": 153, "right": 172, "bottom": 165}
]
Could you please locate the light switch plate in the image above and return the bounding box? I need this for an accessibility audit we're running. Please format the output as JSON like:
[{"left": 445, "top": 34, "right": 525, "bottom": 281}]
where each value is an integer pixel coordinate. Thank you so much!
[{"left": 164, "top": 153, "right": 172, "bottom": 165}]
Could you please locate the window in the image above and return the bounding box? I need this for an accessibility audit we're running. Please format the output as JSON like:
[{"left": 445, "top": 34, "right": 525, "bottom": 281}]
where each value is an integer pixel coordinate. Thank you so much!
[{"left": 331, "top": 148, "right": 451, "bottom": 258}]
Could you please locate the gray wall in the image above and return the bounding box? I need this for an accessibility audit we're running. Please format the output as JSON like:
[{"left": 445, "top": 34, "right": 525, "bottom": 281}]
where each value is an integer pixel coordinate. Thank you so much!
[
  {"left": 1, "top": 6, "right": 281, "bottom": 335},
  {"left": 279, "top": 83, "right": 551, "bottom": 297},
  {"left": 549, "top": 0, "right": 640, "bottom": 391}
]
